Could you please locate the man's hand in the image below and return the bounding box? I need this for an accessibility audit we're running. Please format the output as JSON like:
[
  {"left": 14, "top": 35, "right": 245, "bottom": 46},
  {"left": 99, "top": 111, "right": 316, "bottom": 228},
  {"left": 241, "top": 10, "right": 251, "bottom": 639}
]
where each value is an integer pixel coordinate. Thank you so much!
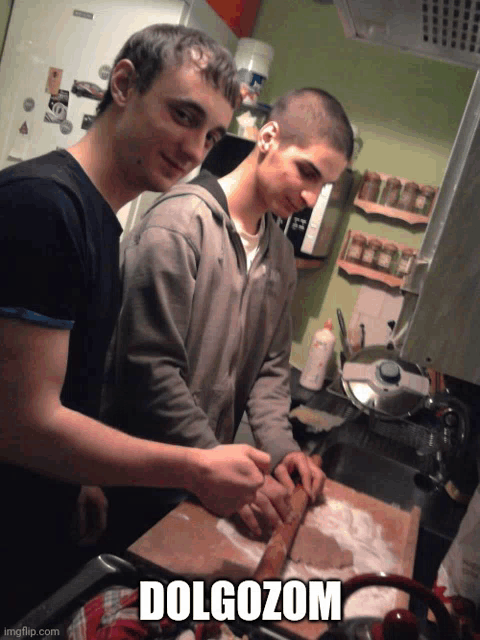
[
  {"left": 274, "top": 451, "right": 325, "bottom": 503},
  {"left": 237, "top": 474, "right": 291, "bottom": 537},
  {"left": 191, "top": 444, "right": 270, "bottom": 517},
  {"left": 72, "top": 485, "right": 108, "bottom": 546}
]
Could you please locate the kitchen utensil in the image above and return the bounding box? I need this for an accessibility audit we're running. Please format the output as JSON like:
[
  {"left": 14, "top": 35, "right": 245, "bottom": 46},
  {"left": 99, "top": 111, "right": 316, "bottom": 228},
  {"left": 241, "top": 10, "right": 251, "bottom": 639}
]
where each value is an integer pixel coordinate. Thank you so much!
[
  {"left": 323, "top": 572, "right": 460, "bottom": 640},
  {"left": 360, "top": 323, "right": 366, "bottom": 348},
  {"left": 336, "top": 308, "right": 352, "bottom": 360},
  {"left": 252, "top": 454, "right": 322, "bottom": 582}
]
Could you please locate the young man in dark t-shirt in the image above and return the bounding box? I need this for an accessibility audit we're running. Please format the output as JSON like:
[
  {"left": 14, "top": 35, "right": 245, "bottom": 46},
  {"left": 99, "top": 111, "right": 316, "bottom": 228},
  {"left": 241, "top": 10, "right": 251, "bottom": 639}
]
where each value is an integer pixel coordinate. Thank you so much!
[{"left": 0, "top": 24, "right": 270, "bottom": 626}]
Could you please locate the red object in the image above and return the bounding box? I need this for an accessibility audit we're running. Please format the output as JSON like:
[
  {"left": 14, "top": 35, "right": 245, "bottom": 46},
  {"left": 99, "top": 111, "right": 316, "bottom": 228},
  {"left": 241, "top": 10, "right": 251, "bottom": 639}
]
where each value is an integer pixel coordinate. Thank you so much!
[
  {"left": 66, "top": 587, "right": 171, "bottom": 640},
  {"left": 67, "top": 587, "right": 225, "bottom": 640},
  {"left": 382, "top": 609, "right": 419, "bottom": 640},
  {"left": 205, "top": 0, "right": 262, "bottom": 38},
  {"left": 195, "top": 621, "right": 222, "bottom": 640},
  {"left": 371, "top": 621, "right": 384, "bottom": 640}
]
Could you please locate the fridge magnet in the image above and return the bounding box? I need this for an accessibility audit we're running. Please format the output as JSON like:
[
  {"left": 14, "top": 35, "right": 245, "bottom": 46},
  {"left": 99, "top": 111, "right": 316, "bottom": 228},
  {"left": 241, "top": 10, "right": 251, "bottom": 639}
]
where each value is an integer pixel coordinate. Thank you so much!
[
  {"left": 45, "top": 67, "right": 63, "bottom": 96},
  {"left": 73, "top": 9, "right": 94, "bottom": 20},
  {"left": 81, "top": 114, "right": 95, "bottom": 130},
  {"left": 23, "top": 97, "right": 35, "bottom": 112},
  {"left": 98, "top": 65, "right": 111, "bottom": 81},
  {"left": 60, "top": 120, "right": 73, "bottom": 135},
  {"left": 44, "top": 89, "right": 69, "bottom": 124},
  {"left": 71, "top": 80, "right": 104, "bottom": 101},
  {"left": 7, "top": 120, "right": 32, "bottom": 162}
]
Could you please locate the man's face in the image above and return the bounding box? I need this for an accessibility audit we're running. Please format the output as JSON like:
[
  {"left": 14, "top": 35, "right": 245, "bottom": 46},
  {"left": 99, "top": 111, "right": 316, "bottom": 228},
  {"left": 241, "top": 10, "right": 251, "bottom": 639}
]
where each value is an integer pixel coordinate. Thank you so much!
[
  {"left": 115, "top": 61, "right": 233, "bottom": 193},
  {"left": 256, "top": 135, "right": 348, "bottom": 219}
]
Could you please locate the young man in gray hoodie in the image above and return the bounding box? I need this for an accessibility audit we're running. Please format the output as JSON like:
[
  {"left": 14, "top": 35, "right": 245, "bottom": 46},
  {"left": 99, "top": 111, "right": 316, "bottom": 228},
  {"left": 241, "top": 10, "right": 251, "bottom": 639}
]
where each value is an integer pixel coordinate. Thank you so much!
[{"left": 103, "top": 87, "right": 353, "bottom": 539}]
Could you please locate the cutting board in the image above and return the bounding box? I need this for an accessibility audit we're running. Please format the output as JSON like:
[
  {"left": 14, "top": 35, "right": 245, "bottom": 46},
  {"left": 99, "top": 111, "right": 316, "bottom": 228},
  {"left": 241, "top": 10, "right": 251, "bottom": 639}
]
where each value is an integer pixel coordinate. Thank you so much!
[{"left": 129, "top": 478, "right": 421, "bottom": 639}]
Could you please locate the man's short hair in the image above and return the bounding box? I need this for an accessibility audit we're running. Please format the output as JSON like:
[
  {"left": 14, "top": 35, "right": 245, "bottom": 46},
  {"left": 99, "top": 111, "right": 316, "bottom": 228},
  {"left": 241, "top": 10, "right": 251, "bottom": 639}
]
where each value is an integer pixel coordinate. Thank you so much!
[
  {"left": 269, "top": 88, "right": 354, "bottom": 162},
  {"left": 96, "top": 23, "right": 240, "bottom": 116}
]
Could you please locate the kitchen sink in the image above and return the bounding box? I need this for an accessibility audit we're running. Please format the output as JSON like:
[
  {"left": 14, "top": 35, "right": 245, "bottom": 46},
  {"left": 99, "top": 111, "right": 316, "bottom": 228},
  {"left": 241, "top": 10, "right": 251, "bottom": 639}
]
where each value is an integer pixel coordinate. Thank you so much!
[
  {"left": 320, "top": 440, "right": 467, "bottom": 541},
  {"left": 321, "top": 441, "right": 419, "bottom": 511},
  {"left": 319, "top": 440, "right": 465, "bottom": 592}
]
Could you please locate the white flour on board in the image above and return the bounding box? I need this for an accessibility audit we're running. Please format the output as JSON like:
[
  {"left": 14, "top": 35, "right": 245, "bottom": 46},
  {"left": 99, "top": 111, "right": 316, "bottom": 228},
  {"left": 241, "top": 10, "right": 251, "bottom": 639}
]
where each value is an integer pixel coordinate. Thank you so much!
[{"left": 216, "top": 497, "right": 398, "bottom": 619}]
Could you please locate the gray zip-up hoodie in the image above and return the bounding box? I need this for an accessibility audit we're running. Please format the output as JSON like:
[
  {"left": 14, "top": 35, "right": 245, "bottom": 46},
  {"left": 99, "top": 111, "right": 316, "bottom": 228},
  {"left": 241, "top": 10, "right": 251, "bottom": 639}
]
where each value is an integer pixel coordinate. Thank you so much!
[{"left": 103, "top": 178, "right": 300, "bottom": 470}]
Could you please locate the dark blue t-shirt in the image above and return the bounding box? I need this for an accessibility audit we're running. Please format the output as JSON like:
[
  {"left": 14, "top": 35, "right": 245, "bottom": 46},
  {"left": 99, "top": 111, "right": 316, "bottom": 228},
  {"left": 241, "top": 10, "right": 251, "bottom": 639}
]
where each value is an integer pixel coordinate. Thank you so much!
[
  {"left": 0, "top": 149, "right": 122, "bottom": 618},
  {"left": 0, "top": 149, "right": 122, "bottom": 417}
]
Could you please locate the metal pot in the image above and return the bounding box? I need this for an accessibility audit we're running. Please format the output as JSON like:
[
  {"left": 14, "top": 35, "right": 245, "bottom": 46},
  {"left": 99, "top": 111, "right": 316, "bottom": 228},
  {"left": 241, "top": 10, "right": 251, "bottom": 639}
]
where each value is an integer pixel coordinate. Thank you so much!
[{"left": 341, "top": 345, "right": 430, "bottom": 420}]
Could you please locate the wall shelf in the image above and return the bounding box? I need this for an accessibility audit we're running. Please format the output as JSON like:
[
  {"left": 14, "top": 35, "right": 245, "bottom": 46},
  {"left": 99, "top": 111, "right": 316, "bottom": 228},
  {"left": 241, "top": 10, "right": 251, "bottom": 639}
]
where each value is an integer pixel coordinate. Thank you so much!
[
  {"left": 354, "top": 170, "right": 438, "bottom": 226},
  {"left": 295, "top": 257, "right": 325, "bottom": 270},
  {"left": 337, "top": 259, "right": 403, "bottom": 288},
  {"left": 337, "top": 229, "right": 417, "bottom": 289},
  {"left": 354, "top": 197, "right": 430, "bottom": 225}
]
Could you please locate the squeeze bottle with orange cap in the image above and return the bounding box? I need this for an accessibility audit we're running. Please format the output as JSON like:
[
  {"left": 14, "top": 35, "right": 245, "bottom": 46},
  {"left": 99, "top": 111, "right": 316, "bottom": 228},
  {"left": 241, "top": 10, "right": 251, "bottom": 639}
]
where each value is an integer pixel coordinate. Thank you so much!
[{"left": 299, "top": 319, "right": 336, "bottom": 390}]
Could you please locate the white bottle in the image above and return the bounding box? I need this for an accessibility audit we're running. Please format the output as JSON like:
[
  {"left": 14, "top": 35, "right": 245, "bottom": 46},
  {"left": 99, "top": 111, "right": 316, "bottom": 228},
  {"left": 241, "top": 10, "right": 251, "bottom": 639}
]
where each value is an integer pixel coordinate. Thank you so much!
[{"left": 299, "top": 319, "right": 336, "bottom": 390}]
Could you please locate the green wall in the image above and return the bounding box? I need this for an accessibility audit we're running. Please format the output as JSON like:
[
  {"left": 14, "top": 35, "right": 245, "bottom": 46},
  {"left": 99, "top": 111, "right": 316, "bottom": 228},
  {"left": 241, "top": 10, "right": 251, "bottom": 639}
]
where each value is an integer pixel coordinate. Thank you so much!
[{"left": 252, "top": 0, "right": 475, "bottom": 370}]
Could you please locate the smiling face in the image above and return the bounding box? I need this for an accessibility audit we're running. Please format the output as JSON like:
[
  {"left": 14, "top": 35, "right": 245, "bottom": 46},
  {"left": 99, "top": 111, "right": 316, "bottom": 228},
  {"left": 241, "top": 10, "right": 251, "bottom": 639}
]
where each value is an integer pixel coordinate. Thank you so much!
[
  {"left": 112, "top": 59, "right": 234, "bottom": 193},
  {"left": 255, "top": 124, "right": 348, "bottom": 219}
]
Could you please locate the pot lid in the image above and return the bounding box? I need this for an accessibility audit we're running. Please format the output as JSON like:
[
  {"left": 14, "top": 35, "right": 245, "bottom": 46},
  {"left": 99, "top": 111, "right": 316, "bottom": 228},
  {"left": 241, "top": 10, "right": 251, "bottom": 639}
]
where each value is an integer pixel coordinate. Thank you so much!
[{"left": 341, "top": 345, "right": 430, "bottom": 418}]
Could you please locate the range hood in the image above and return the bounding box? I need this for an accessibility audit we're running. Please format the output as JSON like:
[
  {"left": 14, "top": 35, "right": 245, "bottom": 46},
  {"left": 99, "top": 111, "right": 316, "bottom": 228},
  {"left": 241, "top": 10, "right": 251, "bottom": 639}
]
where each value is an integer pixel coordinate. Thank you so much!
[
  {"left": 334, "top": 0, "right": 480, "bottom": 386},
  {"left": 334, "top": 0, "right": 480, "bottom": 69}
]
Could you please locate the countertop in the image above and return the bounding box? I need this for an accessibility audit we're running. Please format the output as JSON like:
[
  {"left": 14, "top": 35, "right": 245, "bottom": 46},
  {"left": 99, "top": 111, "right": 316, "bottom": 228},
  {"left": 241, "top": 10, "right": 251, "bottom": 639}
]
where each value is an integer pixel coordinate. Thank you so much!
[{"left": 128, "top": 478, "right": 421, "bottom": 640}]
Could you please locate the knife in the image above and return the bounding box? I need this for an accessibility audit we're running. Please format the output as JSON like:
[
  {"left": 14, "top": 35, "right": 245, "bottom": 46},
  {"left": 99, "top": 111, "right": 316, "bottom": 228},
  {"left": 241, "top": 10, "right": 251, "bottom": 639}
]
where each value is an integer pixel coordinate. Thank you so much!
[{"left": 337, "top": 308, "right": 353, "bottom": 360}]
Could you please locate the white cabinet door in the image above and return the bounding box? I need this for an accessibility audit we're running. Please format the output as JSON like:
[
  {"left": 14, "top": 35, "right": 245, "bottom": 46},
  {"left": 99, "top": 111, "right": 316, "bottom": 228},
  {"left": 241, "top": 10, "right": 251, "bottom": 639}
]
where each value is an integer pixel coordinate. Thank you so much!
[{"left": 0, "top": 0, "right": 186, "bottom": 168}]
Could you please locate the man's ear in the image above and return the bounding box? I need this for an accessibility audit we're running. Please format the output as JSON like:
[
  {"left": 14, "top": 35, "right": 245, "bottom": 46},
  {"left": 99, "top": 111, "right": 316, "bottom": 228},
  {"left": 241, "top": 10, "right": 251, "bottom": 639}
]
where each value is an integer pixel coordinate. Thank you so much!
[
  {"left": 257, "top": 121, "right": 280, "bottom": 153},
  {"left": 110, "top": 59, "right": 137, "bottom": 107}
]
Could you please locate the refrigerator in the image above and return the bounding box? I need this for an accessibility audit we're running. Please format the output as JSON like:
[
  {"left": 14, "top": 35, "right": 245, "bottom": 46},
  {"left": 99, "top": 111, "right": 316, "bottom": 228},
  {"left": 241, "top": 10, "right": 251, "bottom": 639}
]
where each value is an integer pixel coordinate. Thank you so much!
[{"left": 0, "top": 0, "right": 237, "bottom": 226}]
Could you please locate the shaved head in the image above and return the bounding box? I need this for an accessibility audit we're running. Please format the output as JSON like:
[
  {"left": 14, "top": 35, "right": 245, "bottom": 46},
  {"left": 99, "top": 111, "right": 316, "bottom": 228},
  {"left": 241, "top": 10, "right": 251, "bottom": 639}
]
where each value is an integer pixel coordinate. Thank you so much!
[{"left": 269, "top": 88, "right": 353, "bottom": 161}]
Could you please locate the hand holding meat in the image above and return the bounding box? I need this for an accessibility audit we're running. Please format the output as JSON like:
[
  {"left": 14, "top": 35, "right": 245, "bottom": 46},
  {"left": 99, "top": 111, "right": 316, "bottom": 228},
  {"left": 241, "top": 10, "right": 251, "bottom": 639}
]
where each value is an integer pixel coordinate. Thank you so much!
[
  {"left": 189, "top": 444, "right": 270, "bottom": 517},
  {"left": 237, "top": 473, "right": 291, "bottom": 537},
  {"left": 238, "top": 452, "right": 326, "bottom": 537},
  {"left": 274, "top": 451, "right": 325, "bottom": 502}
]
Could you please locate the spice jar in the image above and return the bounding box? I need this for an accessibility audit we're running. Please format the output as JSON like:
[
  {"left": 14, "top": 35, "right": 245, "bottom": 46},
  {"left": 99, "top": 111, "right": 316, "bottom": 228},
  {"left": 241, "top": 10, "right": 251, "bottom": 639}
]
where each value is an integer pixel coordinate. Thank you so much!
[
  {"left": 361, "top": 237, "right": 382, "bottom": 269},
  {"left": 375, "top": 242, "right": 397, "bottom": 273},
  {"left": 397, "top": 181, "right": 420, "bottom": 212},
  {"left": 346, "top": 232, "right": 366, "bottom": 264},
  {"left": 396, "top": 248, "right": 417, "bottom": 277},
  {"left": 358, "top": 171, "right": 382, "bottom": 203},
  {"left": 379, "top": 177, "right": 402, "bottom": 208},
  {"left": 414, "top": 185, "right": 437, "bottom": 216}
]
